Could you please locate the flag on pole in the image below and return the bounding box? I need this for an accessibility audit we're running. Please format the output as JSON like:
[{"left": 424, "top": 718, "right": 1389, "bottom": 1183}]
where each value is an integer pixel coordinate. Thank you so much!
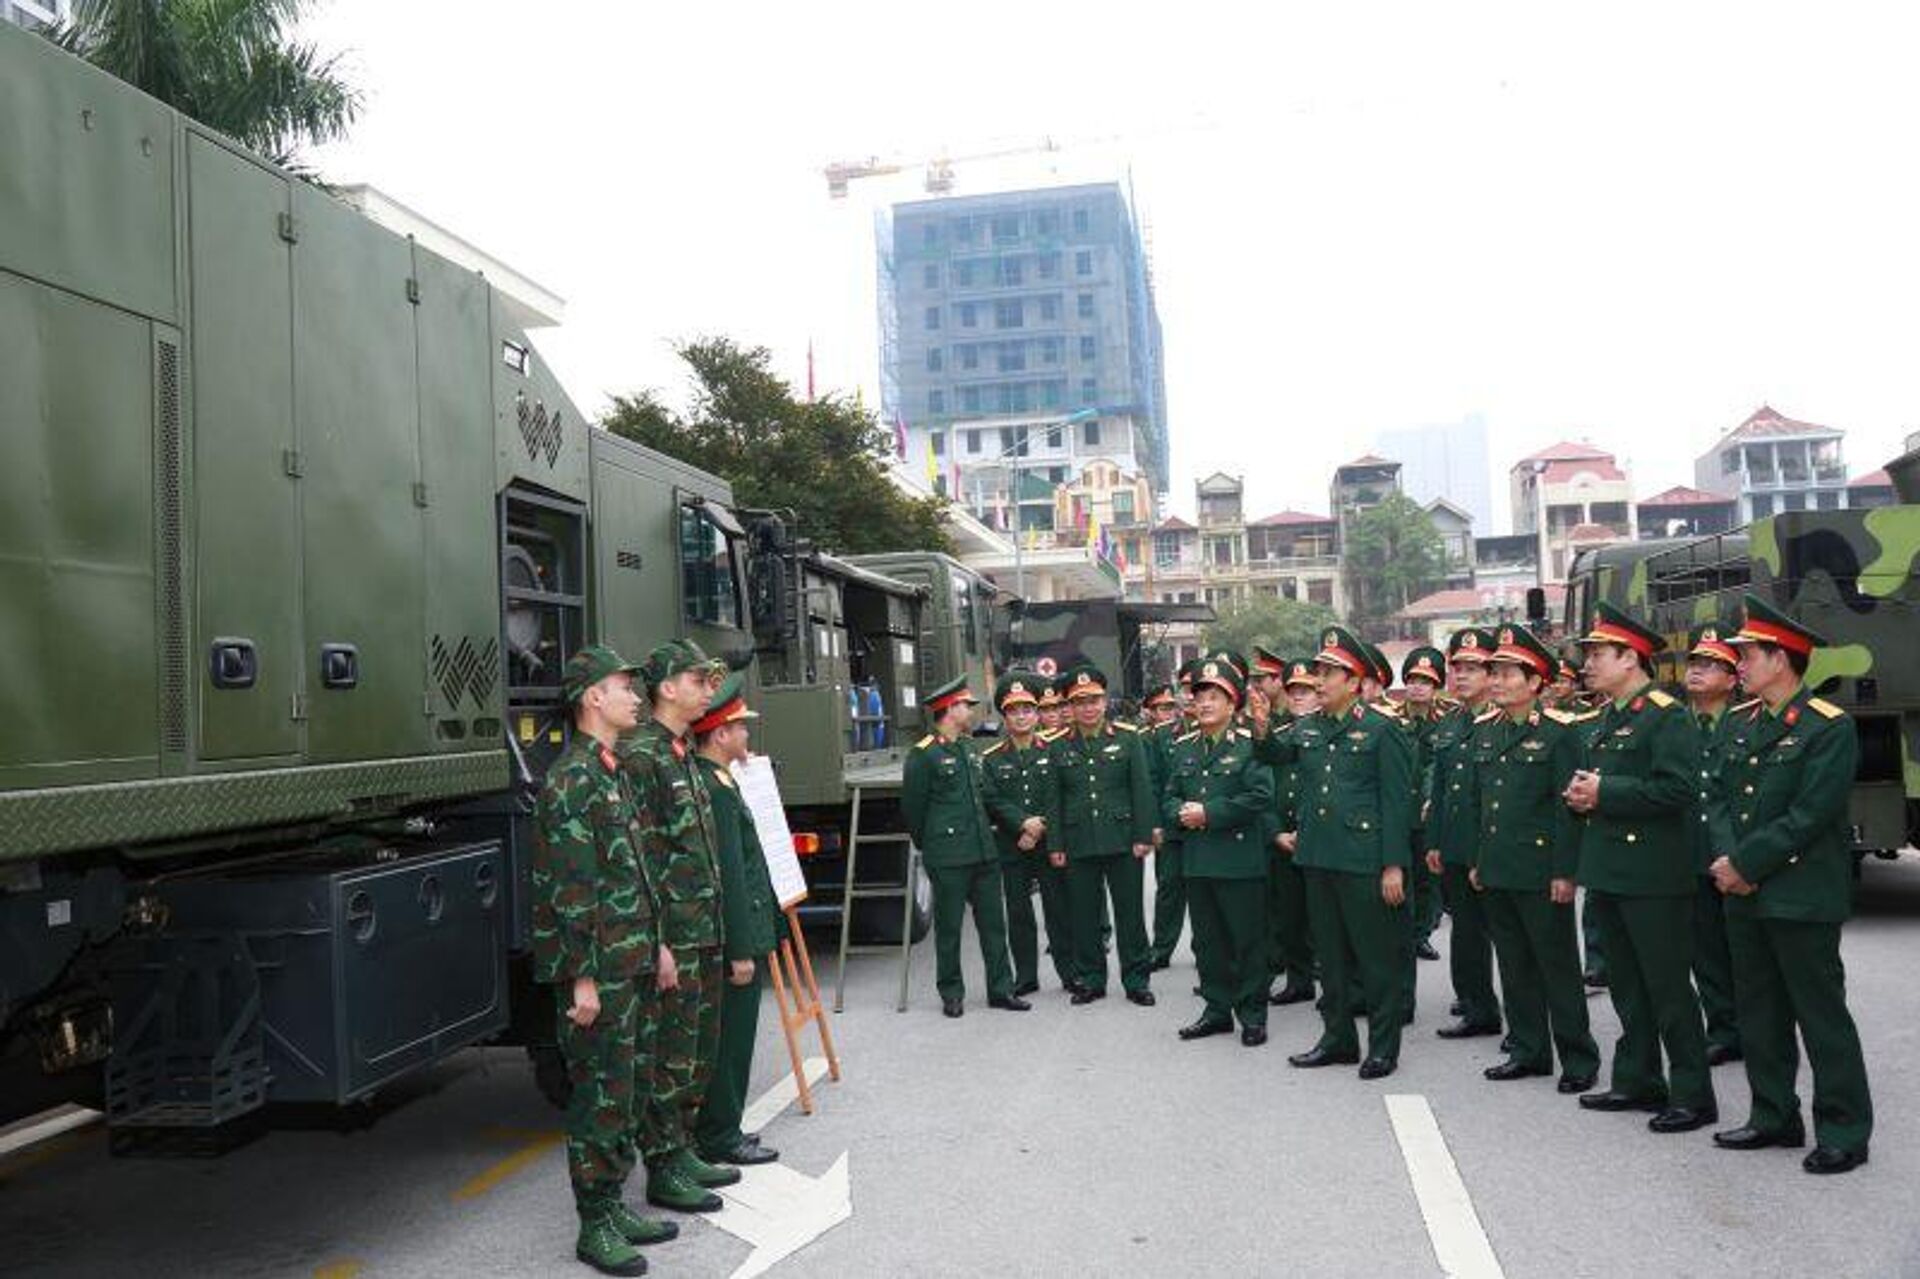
[
  {"left": 893, "top": 413, "right": 907, "bottom": 461},
  {"left": 924, "top": 437, "right": 939, "bottom": 491}
]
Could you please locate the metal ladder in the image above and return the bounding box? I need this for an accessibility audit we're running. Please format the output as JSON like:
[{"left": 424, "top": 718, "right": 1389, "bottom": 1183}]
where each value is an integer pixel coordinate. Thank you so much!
[{"left": 832, "top": 783, "right": 920, "bottom": 1013}]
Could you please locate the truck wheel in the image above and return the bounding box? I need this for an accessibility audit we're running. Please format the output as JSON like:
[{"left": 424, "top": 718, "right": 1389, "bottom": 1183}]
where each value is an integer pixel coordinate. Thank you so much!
[
  {"left": 528, "top": 1044, "right": 572, "bottom": 1110},
  {"left": 857, "top": 863, "right": 933, "bottom": 945}
]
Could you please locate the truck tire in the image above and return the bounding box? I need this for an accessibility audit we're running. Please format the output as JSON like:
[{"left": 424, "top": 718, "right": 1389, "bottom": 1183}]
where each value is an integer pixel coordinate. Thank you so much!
[{"left": 855, "top": 862, "right": 933, "bottom": 946}]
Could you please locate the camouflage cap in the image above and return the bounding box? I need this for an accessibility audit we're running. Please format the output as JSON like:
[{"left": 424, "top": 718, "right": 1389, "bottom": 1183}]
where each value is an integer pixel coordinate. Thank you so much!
[
  {"left": 562, "top": 643, "right": 641, "bottom": 704},
  {"left": 640, "top": 637, "right": 721, "bottom": 687},
  {"left": 1401, "top": 645, "right": 1446, "bottom": 686}
]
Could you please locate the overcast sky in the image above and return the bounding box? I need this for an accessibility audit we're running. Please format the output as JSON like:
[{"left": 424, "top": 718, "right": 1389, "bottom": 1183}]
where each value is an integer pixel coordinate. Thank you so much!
[{"left": 306, "top": 1, "right": 1920, "bottom": 532}]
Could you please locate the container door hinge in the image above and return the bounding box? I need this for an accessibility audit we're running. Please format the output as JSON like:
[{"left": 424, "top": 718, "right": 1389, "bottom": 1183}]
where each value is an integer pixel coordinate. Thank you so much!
[
  {"left": 282, "top": 449, "right": 304, "bottom": 478},
  {"left": 412, "top": 482, "right": 430, "bottom": 508},
  {"left": 277, "top": 212, "right": 299, "bottom": 244},
  {"left": 405, "top": 277, "right": 421, "bottom": 305},
  {"left": 290, "top": 693, "right": 309, "bottom": 722}
]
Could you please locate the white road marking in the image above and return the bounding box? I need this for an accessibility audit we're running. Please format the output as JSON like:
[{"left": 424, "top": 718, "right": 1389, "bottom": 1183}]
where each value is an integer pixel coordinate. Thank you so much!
[
  {"left": 1385, "top": 1094, "right": 1506, "bottom": 1279},
  {"left": 711, "top": 1153, "right": 852, "bottom": 1279},
  {"left": 741, "top": 1055, "right": 831, "bottom": 1133},
  {"left": 0, "top": 1104, "right": 101, "bottom": 1158}
]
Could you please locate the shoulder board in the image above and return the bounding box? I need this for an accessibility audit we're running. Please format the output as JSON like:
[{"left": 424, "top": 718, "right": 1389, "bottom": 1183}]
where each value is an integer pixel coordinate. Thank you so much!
[
  {"left": 1731, "top": 697, "right": 1761, "bottom": 714},
  {"left": 1234, "top": 727, "right": 1252, "bottom": 739},
  {"left": 1039, "top": 727, "right": 1066, "bottom": 742},
  {"left": 914, "top": 734, "right": 936, "bottom": 750},
  {"left": 1645, "top": 688, "right": 1677, "bottom": 708},
  {"left": 1808, "top": 697, "right": 1845, "bottom": 720},
  {"left": 1370, "top": 699, "right": 1403, "bottom": 717},
  {"left": 1542, "top": 707, "right": 1577, "bottom": 725},
  {"left": 1174, "top": 730, "right": 1201, "bottom": 744},
  {"left": 1114, "top": 721, "right": 1140, "bottom": 733},
  {"left": 983, "top": 740, "right": 1009, "bottom": 756},
  {"left": 1474, "top": 707, "right": 1503, "bottom": 724}
]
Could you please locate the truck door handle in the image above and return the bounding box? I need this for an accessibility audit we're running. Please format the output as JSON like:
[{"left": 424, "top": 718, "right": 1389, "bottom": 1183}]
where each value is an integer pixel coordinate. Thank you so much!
[
  {"left": 320, "top": 643, "right": 359, "bottom": 690},
  {"left": 209, "top": 638, "right": 258, "bottom": 689}
]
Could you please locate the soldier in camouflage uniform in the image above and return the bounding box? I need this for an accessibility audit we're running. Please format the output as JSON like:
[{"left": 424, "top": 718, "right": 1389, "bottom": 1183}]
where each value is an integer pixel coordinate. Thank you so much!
[
  {"left": 531, "top": 645, "right": 678, "bottom": 1276},
  {"left": 619, "top": 639, "right": 740, "bottom": 1214}
]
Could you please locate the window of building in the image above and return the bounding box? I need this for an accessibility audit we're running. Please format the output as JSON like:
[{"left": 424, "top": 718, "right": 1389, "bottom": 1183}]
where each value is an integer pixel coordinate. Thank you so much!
[
  {"left": 1040, "top": 336, "right": 1062, "bottom": 364},
  {"left": 999, "top": 427, "right": 1017, "bottom": 456},
  {"left": 925, "top": 306, "right": 941, "bottom": 331},
  {"left": 1075, "top": 249, "right": 1093, "bottom": 276},
  {"left": 923, "top": 263, "right": 939, "bottom": 289},
  {"left": 928, "top": 389, "right": 945, "bottom": 414},
  {"left": 959, "top": 386, "right": 981, "bottom": 413},
  {"left": 1782, "top": 491, "right": 1806, "bottom": 512},
  {"left": 1113, "top": 491, "right": 1135, "bottom": 524},
  {"left": 926, "top": 347, "right": 944, "bottom": 372},
  {"left": 1721, "top": 449, "right": 1740, "bottom": 475},
  {"left": 1001, "top": 257, "right": 1023, "bottom": 286},
  {"left": 953, "top": 260, "right": 976, "bottom": 288},
  {"left": 998, "top": 341, "right": 1026, "bottom": 372},
  {"left": 965, "top": 428, "right": 982, "bottom": 454},
  {"left": 1046, "top": 424, "right": 1064, "bottom": 448},
  {"left": 952, "top": 216, "right": 975, "bottom": 244},
  {"left": 930, "top": 431, "right": 946, "bottom": 456},
  {"left": 994, "top": 299, "right": 1023, "bottom": 329},
  {"left": 1077, "top": 292, "right": 1094, "bottom": 319},
  {"left": 1036, "top": 209, "right": 1060, "bottom": 237},
  {"left": 1042, "top": 381, "right": 1064, "bottom": 409},
  {"left": 1008, "top": 383, "right": 1030, "bottom": 413},
  {"left": 1037, "top": 252, "right": 1060, "bottom": 280},
  {"left": 958, "top": 344, "right": 978, "bottom": 371},
  {"left": 1039, "top": 295, "right": 1060, "bottom": 322},
  {"left": 1307, "top": 579, "right": 1333, "bottom": 607},
  {"left": 959, "top": 302, "right": 977, "bottom": 328},
  {"left": 922, "top": 222, "right": 939, "bottom": 248},
  {"left": 1079, "top": 335, "right": 1097, "bottom": 362},
  {"left": 1750, "top": 493, "right": 1773, "bottom": 518},
  {"left": 1073, "top": 207, "right": 1090, "bottom": 235},
  {"left": 1080, "top": 382, "right": 1099, "bottom": 412},
  {"left": 1815, "top": 490, "right": 1841, "bottom": 510},
  {"left": 992, "top": 213, "right": 1020, "bottom": 243},
  {"left": 1049, "top": 466, "right": 1068, "bottom": 485},
  {"left": 1154, "top": 533, "right": 1182, "bottom": 566}
]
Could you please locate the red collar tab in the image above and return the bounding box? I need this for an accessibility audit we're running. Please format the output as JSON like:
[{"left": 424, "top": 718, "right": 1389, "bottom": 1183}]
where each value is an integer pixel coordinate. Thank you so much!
[
  {"left": 1784, "top": 705, "right": 1801, "bottom": 726},
  {"left": 670, "top": 736, "right": 685, "bottom": 759},
  {"left": 1629, "top": 696, "right": 1645, "bottom": 712},
  {"left": 597, "top": 744, "right": 619, "bottom": 772}
]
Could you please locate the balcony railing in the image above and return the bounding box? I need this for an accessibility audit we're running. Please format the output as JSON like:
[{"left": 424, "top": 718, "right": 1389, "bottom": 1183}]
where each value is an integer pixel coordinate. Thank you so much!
[{"left": 1248, "top": 554, "right": 1340, "bottom": 572}]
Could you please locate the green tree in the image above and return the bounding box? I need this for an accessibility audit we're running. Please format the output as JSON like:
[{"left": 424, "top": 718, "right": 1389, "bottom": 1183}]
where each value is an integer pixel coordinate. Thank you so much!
[
  {"left": 1342, "top": 492, "right": 1446, "bottom": 626},
  {"left": 605, "top": 337, "right": 952, "bottom": 556},
  {"left": 51, "top": 0, "right": 360, "bottom": 168},
  {"left": 1202, "top": 595, "right": 1341, "bottom": 662}
]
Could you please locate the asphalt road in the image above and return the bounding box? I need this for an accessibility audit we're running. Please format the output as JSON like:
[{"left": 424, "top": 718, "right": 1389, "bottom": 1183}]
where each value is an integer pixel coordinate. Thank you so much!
[{"left": 6, "top": 856, "right": 1920, "bottom": 1278}]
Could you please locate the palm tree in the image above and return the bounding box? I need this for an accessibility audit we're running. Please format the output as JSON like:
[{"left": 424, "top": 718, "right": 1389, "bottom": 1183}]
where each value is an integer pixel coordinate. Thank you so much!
[{"left": 50, "top": 0, "right": 360, "bottom": 168}]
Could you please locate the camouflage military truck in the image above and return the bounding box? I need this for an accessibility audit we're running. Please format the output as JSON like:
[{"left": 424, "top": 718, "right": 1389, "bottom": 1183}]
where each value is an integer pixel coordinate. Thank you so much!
[{"left": 1565, "top": 450, "right": 1920, "bottom": 858}]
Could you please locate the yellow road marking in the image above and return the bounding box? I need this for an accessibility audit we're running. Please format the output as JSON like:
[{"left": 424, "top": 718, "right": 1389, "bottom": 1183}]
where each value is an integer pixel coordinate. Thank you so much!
[
  {"left": 453, "top": 1128, "right": 564, "bottom": 1202},
  {"left": 313, "top": 1262, "right": 364, "bottom": 1279}
]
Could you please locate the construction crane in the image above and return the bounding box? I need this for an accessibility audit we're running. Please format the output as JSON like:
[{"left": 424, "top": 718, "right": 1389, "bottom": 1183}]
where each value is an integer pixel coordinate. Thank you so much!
[{"left": 823, "top": 137, "right": 1071, "bottom": 199}]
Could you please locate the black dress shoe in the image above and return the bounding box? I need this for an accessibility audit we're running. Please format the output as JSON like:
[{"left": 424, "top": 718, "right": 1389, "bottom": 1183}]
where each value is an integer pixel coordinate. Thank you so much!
[
  {"left": 1484, "top": 1059, "right": 1551, "bottom": 1081},
  {"left": 1436, "top": 1020, "right": 1501, "bottom": 1040},
  {"left": 1063, "top": 980, "right": 1088, "bottom": 997},
  {"left": 1241, "top": 1026, "right": 1268, "bottom": 1047},
  {"left": 1268, "top": 984, "right": 1315, "bottom": 1006},
  {"left": 1416, "top": 941, "right": 1441, "bottom": 961},
  {"left": 1288, "top": 1045, "right": 1361, "bottom": 1068},
  {"left": 1579, "top": 1090, "right": 1664, "bottom": 1113},
  {"left": 1013, "top": 980, "right": 1041, "bottom": 997},
  {"left": 1649, "top": 1104, "right": 1718, "bottom": 1133},
  {"left": 942, "top": 999, "right": 963, "bottom": 1018},
  {"left": 1069, "top": 988, "right": 1106, "bottom": 1005},
  {"left": 1178, "top": 1017, "right": 1233, "bottom": 1041},
  {"left": 1126, "top": 990, "right": 1156, "bottom": 1007},
  {"left": 1358, "top": 1057, "right": 1397, "bottom": 1080},
  {"left": 1714, "top": 1124, "right": 1806, "bottom": 1150},
  {"left": 703, "top": 1141, "right": 778, "bottom": 1166},
  {"left": 1706, "top": 1043, "right": 1744, "bottom": 1067},
  {"left": 1556, "top": 1073, "right": 1598, "bottom": 1095},
  {"left": 1802, "top": 1145, "right": 1868, "bottom": 1175},
  {"left": 988, "top": 995, "right": 1032, "bottom": 1011}
]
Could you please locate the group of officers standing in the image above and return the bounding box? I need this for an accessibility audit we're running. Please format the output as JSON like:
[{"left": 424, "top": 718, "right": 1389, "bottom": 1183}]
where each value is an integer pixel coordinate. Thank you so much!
[{"left": 903, "top": 593, "right": 1874, "bottom": 1179}]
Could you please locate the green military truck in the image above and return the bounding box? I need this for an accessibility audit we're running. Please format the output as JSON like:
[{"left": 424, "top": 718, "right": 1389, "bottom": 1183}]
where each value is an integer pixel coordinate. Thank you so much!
[
  {"left": 1000, "top": 599, "right": 1214, "bottom": 704},
  {"left": 0, "top": 26, "right": 969, "bottom": 1136},
  {"left": 1565, "top": 444, "right": 1920, "bottom": 860}
]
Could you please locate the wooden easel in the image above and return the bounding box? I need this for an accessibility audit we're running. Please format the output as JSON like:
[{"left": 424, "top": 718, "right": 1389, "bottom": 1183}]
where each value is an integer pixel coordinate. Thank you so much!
[{"left": 765, "top": 904, "right": 841, "bottom": 1114}]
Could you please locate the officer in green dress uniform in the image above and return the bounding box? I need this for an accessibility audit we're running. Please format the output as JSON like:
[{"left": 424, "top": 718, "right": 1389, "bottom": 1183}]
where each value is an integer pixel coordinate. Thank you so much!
[
  {"left": 690, "top": 673, "right": 784, "bottom": 1169},
  {"left": 901, "top": 676, "right": 1024, "bottom": 1018},
  {"left": 620, "top": 640, "right": 742, "bottom": 1214},
  {"left": 1711, "top": 597, "right": 1873, "bottom": 1174},
  {"left": 1683, "top": 621, "right": 1745, "bottom": 1066},
  {"left": 1468, "top": 625, "right": 1601, "bottom": 1092},
  {"left": 981, "top": 671, "right": 1073, "bottom": 995},
  {"left": 1142, "top": 682, "right": 1190, "bottom": 971},
  {"left": 1284, "top": 626, "right": 1417, "bottom": 1079},
  {"left": 1567, "top": 603, "right": 1717, "bottom": 1133},
  {"left": 1426, "top": 627, "right": 1505, "bottom": 1039},
  {"left": 1166, "top": 660, "right": 1276, "bottom": 1046},
  {"left": 1563, "top": 651, "right": 1611, "bottom": 989},
  {"left": 1247, "top": 648, "right": 1313, "bottom": 1005},
  {"left": 1400, "top": 646, "right": 1450, "bottom": 965},
  {"left": 533, "top": 645, "right": 678, "bottom": 1276},
  {"left": 1054, "top": 666, "right": 1159, "bottom": 1006}
]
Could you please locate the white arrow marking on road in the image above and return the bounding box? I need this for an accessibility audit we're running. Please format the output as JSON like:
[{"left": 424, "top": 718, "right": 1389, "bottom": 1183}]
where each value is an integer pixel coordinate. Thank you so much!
[
  {"left": 706, "top": 1055, "right": 851, "bottom": 1279},
  {"left": 1385, "top": 1094, "right": 1506, "bottom": 1279},
  {"left": 711, "top": 1152, "right": 852, "bottom": 1279}
]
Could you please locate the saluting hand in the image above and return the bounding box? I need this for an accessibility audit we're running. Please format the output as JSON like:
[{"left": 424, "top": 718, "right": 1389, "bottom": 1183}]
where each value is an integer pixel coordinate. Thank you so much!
[{"left": 1246, "top": 686, "right": 1270, "bottom": 733}]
